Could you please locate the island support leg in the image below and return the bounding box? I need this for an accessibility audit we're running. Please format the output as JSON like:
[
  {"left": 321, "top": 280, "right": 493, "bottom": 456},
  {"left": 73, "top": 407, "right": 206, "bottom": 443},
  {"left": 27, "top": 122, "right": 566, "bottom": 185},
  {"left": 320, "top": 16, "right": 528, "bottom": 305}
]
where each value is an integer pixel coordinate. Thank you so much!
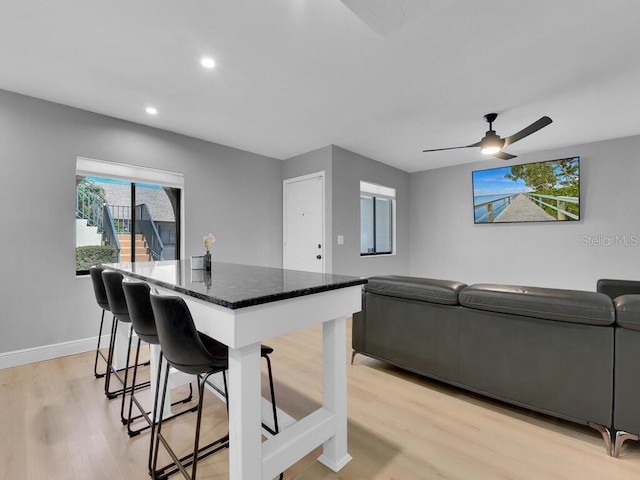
[
  {"left": 228, "top": 343, "right": 262, "bottom": 480},
  {"left": 318, "top": 316, "right": 353, "bottom": 471}
]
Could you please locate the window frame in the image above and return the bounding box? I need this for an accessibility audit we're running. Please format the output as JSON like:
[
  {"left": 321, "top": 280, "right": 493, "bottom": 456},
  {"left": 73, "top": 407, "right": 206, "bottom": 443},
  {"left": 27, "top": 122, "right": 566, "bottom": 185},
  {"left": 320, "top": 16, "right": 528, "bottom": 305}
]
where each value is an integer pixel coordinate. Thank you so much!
[
  {"left": 75, "top": 157, "right": 184, "bottom": 276},
  {"left": 360, "top": 181, "right": 396, "bottom": 257}
]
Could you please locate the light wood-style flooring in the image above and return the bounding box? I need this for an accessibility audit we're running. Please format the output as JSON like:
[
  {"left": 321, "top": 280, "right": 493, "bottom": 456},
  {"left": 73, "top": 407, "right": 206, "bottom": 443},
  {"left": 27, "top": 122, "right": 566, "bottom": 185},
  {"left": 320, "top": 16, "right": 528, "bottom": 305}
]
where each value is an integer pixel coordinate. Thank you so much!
[{"left": 2, "top": 319, "right": 640, "bottom": 479}]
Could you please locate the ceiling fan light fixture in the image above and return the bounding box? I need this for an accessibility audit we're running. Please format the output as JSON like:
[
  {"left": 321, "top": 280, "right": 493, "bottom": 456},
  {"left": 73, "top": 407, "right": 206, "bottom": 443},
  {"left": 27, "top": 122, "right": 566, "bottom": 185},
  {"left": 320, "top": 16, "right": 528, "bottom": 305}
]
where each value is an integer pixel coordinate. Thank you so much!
[
  {"left": 480, "top": 131, "right": 503, "bottom": 155},
  {"left": 481, "top": 145, "right": 501, "bottom": 155}
]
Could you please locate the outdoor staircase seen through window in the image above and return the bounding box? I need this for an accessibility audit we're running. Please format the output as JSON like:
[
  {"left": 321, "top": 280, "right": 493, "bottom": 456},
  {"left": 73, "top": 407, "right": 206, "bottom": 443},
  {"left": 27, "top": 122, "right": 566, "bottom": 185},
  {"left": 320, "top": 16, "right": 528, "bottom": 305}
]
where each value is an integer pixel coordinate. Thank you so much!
[{"left": 118, "top": 234, "right": 152, "bottom": 262}]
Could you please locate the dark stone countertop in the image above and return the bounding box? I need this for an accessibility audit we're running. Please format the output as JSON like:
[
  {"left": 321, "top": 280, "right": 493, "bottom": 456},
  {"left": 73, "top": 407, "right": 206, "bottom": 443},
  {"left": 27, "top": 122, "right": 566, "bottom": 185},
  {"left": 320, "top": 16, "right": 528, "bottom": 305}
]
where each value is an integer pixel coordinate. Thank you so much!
[{"left": 104, "top": 260, "right": 367, "bottom": 310}]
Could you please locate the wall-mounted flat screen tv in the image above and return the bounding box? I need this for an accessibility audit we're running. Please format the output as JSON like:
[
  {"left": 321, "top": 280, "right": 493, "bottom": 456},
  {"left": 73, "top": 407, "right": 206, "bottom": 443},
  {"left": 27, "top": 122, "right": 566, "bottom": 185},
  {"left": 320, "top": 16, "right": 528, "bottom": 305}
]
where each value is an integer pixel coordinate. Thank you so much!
[{"left": 472, "top": 156, "right": 580, "bottom": 224}]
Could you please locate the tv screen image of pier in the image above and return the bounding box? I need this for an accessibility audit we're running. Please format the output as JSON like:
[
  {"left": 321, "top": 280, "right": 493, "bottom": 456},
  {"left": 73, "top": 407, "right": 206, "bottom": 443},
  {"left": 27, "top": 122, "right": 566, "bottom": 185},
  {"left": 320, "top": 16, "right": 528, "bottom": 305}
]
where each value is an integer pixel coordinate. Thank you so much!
[{"left": 471, "top": 157, "right": 580, "bottom": 224}]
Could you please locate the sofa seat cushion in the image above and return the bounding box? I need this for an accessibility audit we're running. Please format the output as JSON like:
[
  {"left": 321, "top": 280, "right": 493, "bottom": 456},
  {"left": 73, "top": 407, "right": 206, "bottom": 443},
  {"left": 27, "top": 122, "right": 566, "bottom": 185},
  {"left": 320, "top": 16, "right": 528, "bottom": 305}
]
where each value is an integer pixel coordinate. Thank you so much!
[
  {"left": 614, "top": 294, "right": 640, "bottom": 331},
  {"left": 459, "top": 284, "right": 615, "bottom": 326},
  {"left": 365, "top": 275, "right": 467, "bottom": 306}
]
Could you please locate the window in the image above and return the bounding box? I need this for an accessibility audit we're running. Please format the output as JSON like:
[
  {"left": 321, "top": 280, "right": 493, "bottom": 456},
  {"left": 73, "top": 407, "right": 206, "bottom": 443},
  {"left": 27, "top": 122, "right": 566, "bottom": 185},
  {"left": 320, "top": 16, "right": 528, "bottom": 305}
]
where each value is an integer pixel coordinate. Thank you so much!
[
  {"left": 360, "top": 181, "right": 396, "bottom": 256},
  {"left": 75, "top": 158, "right": 183, "bottom": 275}
]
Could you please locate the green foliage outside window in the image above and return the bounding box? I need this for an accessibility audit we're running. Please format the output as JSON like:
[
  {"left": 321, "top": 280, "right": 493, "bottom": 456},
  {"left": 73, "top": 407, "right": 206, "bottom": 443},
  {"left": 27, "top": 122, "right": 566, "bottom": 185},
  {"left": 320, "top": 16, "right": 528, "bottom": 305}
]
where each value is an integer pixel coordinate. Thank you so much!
[{"left": 76, "top": 180, "right": 106, "bottom": 220}]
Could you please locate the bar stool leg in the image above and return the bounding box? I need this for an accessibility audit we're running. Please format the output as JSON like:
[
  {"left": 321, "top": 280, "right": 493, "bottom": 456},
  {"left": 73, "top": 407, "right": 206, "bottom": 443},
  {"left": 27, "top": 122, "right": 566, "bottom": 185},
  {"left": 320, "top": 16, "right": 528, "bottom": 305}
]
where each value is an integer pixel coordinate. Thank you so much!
[
  {"left": 104, "top": 315, "right": 119, "bottom": 398},
  {"left": 148, "top": 353, "right": 198, "bottom": 476},
  {"left": 190, "top": 374, "right": 208, "bottom": 480},
  {"left": 119, "top": 326, "right": 135, "bottom": 424},
  {"left": 152, "top": 368, "right": 229, "bottom": 480},
  {"left": 152, "top": 365, "right": 171, "bottom": 479},
  {"left": 264, "top": 354, "right": 279, "bottom": 434},
  {"left": 93, "top": 309, "right": 109, "bottom": 378},
  {"left": 263, "top": 354, "right": 284, "bottom": 480},
  {"left": 148, "top": 351, "right": 165, "bottom": 474},
  {"left": 126, "top": 344, "right": 195, "bottom": 438}
]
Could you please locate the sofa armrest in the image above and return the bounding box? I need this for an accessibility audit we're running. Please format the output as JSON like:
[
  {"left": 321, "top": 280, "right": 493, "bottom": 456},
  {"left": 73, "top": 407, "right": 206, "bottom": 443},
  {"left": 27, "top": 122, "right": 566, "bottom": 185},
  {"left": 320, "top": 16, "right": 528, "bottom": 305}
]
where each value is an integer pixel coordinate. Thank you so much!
[{"left": 597, "top": 278, "right": 640, "bottom": 300}]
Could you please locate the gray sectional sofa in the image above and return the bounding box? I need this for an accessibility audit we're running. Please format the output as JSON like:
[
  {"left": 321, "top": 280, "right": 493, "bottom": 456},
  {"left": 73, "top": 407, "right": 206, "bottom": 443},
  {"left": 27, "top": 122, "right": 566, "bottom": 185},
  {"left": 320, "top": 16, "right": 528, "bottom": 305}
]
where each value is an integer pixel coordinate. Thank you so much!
[{"left": 352, "top": 275, "right": 640, "bottom": 457}]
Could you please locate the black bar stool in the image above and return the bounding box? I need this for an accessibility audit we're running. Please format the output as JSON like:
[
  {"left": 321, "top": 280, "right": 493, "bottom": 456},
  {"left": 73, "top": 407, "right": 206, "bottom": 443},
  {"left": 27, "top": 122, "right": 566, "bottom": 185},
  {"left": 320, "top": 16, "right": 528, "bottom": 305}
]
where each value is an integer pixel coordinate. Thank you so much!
[
  {"left": 150, "top": 293, "right": 229, "bottom": 480},
  {"left": 90, "top": 266, "right": 137, "bottom": 397},
  {"left": 149, "top": 292, "right": 284, "bottom": 480},
  {"left": 102, "top": 270, "right": 151, "bottom": 409},
  {"left": 122, "top": 281, "right": 196, "bottom": 472},
  {"left": 89, "top": 266, "right": 114, "bottom": 379}
]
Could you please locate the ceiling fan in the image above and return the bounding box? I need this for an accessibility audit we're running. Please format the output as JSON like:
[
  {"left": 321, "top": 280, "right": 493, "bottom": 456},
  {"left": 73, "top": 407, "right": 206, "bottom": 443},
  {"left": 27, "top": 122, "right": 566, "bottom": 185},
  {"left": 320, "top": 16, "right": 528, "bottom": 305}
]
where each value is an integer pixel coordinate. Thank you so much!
[{"left": 422, "top": 113, "right": 553, "bottom": 160}]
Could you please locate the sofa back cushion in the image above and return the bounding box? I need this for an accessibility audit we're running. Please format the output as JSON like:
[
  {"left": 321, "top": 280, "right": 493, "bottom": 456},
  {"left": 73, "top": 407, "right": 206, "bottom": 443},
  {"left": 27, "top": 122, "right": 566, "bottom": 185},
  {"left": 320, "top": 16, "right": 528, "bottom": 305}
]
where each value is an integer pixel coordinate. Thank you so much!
[
  {"left": 459, "top": 283, "right": 615, "bottom": 326},
  {"left": 366, "top": 275, "right": 467, "bottom": 305}
]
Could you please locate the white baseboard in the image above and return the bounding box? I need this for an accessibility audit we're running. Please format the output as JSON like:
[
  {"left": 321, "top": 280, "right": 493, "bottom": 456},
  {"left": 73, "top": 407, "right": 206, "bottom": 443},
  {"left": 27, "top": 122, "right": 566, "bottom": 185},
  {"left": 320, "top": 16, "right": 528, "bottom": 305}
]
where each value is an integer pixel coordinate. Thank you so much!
[{"left": 0, "top": 334, "right": 111, "bottom": 370}]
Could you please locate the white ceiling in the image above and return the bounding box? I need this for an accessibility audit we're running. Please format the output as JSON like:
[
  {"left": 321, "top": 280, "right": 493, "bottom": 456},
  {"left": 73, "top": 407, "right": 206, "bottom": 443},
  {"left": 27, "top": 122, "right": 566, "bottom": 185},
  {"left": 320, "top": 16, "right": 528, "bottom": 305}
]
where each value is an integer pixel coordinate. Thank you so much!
[{"left": 2, "top": 0, "right": 639, "bottom": 173}]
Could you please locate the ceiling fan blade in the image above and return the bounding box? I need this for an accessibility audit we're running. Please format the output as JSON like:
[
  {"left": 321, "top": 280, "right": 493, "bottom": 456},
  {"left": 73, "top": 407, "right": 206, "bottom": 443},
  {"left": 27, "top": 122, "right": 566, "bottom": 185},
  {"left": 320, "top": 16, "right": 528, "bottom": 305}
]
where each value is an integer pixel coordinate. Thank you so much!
[
  {"left": 503, "top": 116, "right": 552, "bottom": 147},
  {"left": 423, "top": 142, "right": 479, "bottom": 153},
  {"left": 491, "top": 151, "right": 516, "bottom": 160}
]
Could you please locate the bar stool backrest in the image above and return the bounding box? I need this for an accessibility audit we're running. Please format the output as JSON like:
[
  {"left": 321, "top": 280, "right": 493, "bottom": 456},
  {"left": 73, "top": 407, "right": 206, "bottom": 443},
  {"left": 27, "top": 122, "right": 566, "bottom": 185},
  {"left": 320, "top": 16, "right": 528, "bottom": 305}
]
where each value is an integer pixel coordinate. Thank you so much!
[
  {"left": 90, "top": 266, "right": 111, "bottom": 312},
  {"left": 102, "top": 270, "right": 131, "bottom": 323},
  {"left": 122, "top": 281, "right": 160, "bottom": 345},
  {"left": 150, "top": 293, "right": 227, "bottom": 375}
]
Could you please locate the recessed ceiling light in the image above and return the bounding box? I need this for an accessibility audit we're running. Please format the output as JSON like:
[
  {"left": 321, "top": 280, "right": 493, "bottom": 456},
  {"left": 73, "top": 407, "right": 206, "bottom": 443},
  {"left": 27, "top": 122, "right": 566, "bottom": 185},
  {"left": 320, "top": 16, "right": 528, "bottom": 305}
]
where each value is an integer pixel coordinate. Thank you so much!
[
  {"left": 200, "top": 57, "right": 216, "bottom": 69},
  {"left": 146, "top": 107, "right": 158, "bottom": 115}
]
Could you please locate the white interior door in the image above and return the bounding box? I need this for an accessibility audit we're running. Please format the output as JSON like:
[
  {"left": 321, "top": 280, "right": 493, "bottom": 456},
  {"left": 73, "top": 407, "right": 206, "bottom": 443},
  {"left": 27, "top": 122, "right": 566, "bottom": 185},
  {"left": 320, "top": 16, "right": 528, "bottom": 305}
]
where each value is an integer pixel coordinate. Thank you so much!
[{"left": 283, "top": 172, "right": 325, "bottom": 273}]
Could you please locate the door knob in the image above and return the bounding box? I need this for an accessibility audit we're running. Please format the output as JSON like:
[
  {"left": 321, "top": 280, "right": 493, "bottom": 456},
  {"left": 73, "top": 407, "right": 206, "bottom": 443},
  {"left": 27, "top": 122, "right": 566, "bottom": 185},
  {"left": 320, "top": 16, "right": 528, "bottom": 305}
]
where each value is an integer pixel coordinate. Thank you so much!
[{"left": 316, "top": 255, "right": 322, "bottom": 260}]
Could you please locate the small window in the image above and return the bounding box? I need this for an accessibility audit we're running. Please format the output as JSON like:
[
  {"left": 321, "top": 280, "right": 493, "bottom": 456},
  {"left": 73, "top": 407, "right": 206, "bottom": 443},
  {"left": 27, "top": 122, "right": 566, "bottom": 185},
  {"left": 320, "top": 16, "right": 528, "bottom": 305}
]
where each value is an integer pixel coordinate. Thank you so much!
[{"left": 360, "top": 181, "right": 396, "bottom": 256}]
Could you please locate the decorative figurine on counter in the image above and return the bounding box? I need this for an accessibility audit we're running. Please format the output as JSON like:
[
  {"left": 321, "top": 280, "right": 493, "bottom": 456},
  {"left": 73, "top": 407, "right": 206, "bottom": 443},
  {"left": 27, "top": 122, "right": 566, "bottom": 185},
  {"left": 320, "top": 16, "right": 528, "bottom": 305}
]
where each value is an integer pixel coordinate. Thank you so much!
[{"left": 203, "top": 232, "right": 216, "bottom": 271}]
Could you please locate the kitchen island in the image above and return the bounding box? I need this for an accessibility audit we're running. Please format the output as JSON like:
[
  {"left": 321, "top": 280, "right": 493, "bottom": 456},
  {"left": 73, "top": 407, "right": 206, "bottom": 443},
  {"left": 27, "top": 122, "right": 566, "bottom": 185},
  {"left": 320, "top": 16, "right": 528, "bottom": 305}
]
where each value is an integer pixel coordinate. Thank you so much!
[{"left": 105, "top": 260, "right": 366, "bottom": 480}]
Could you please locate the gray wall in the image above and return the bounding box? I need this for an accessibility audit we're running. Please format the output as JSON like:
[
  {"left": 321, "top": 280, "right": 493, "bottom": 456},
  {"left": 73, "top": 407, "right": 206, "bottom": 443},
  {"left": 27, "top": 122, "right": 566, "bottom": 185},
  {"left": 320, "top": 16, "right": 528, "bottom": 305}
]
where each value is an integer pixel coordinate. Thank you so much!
[
  {"left": 283, "top": 145, "right": 332, "bottom": 180},
  {"left": 283, "top": 145, "right": 333, "bottom": 272},
  {"left": 6, "top": 81, "right": 636, "bottom": 356},
  {"left": 0, "top": 89, "right": 283, "bottom": 354},
  {"left": 332, "top": 146, "right": 410, "bottom": 277},
  {"left": 409, "top": 135, "right": 640, "bottom": 290},
  {"left": 283, "top": 145, "right": 411, "bottom": 278}
]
